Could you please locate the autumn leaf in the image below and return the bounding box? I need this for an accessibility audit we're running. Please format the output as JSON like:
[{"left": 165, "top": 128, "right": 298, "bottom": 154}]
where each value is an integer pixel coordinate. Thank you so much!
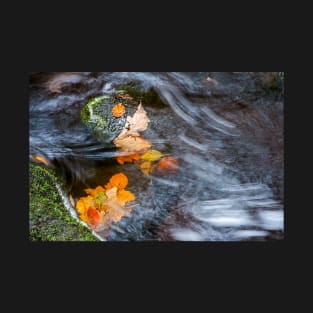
[
  {"left": 140, "top": 161, "right": 157, "bottom": 176},
  {"left": 32, "top": 154, "right": 49, "bottom": 166},
  {"left": 113, "top": 135, "right": 152, "bottom": 153},
  {"left": 87, "top": 207, "right": 100, "bottom": 225},
  {"left": 115, "top": 103, "right": 150, "bottom": 140},
  {"left": 112, "top": 103, "right": 125, "bottom": 118},
  {"left": 76, "top": 195, "right": 94, "bottom": 215},
  {"left": 117, "top": 189, "right": 136, "bottom": 202},
  {"left": 103, "top": 187, "right": 134, "bottom": 222},
  {"left": 75, "top": 172, "right": 136, "bottom": 229},
  {"left": 93, "top": 191, "right": 107, "bottom": 208},
  {"left": 140, "top": 161, "right": 152, "bottom": 175},
  {"left": 140, "top": 149, "right": 164, "bottom": 162},
  {"left": 116, "top": 153, "right": 141, "bottom": 165},
  {"left": 157, "top": 156, "right": 179, "bottom": 173},
  {"left": 104, "top": 172, "right": 128, "bottom": 190},
  {"left": 84, "top": 185, "right": 106, "bottom": 196},
  {"left": 106, "top": 201, "right": 132, "bottom": 223}
]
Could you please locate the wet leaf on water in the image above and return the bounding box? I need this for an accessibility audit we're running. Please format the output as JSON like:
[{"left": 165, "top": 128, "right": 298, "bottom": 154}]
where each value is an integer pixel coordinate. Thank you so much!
[
  {"left": 93, "top": 191, "right": 107, "bottom": 208},
  {"left": 115, "top": 103, "right": 150, "bottom": 140},
  {"left": 116, "top": 153, "right": 141, "bottom": 165},
  {"left": 157, "top": 156, "right": 179, "bottom": 173},
  {"left": 112, "top": 103, "right": 125, "bottom": 118},
  {"left": 104, "top": 172, "right": 128, "bottom": 190},
  {"left": 141, "top": 149, "right": 164, "bottom": 162},
  {"left": 140, "top": 161, "right": 157, "bottom": 176},
  {"left": 75, "top": 172, "right": 136, "bottom": 229},
  {"left": 114, "top": 135, "right": 152, "bottom": 153},
  {"left": 117, "top": 189, "right": 136, "bottom": 202},
  {"left": 140, "top": 161, "right": 152, "bottom": 175},
  {"left": 87, "top": 207, "right": 100, "bottom": 226},
  {"left": 32, "top": 154, "right": 49, "bottom": 166},
  {"left": 84, "top": 185, "right": 106, "bottom": 196}
]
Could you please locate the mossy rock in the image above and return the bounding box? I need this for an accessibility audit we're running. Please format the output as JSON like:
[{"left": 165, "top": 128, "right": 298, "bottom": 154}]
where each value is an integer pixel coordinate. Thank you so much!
[
  {"left": 29, "top": 163, "right": 99, "bottom": 241},
  {"left": 80, "top": 95, "right": 127, "bottom": 142}
]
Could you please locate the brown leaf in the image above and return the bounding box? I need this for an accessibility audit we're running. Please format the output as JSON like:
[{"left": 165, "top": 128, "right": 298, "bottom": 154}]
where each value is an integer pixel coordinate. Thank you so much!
[
  {"left": 116, "top": 103, "right": 150, "bottom": 139},
  {"left": 103, "top": 187, "right": 132, "bottom": 222}
]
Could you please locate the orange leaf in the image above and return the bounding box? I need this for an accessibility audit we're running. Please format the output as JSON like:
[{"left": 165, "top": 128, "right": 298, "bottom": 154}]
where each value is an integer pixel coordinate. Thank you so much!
[
  {"left": 116, "top": 153, "right": 141, "bottom": 164},
  {"left": 105, "top": 173, "right": 128, "bottom": 190},
  {"left": 117, "top": 189, "right": 136, "bottom": 202},
  {"left": 112, "top": 103, "right": 125, "bottom": 118},
  {"left": 84, "top": 185, "right": 106, "bottom": 196},
  {"left": 32, "top": 154, "right": 49, "bottom": 166},
  {"left": 157, "top": 157, "right": 179, "bottom": 173},
  {"left": 87, "top": 207, "right": 100, "bottom": 225}
]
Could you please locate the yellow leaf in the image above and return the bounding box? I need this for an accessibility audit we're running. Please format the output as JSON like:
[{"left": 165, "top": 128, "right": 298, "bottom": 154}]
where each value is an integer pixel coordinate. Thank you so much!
[
  {"left": 75, "top": 195, "right": 94, "bottom": 215},
  {"left": 140, "top": 161, "right": 152, "bottom": 175},
  {"left": 141, "top": 149, "right": 164, "bottom": 162}
]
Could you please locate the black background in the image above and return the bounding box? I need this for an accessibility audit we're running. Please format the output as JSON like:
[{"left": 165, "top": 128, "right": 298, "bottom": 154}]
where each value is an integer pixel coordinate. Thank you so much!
[{"left": 3, "top": 2, "right": 305, "bottom": 310}]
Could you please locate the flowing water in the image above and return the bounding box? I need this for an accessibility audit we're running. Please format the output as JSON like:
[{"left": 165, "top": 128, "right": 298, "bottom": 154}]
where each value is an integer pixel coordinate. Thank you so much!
[{"left": 29, "top": 72, "right": 284, "bottom": 241}]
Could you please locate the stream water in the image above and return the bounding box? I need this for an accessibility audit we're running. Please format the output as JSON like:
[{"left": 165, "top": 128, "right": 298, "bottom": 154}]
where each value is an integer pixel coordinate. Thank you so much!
[{"left": 29, "top": 72, "right": 284, "bottom": 241}]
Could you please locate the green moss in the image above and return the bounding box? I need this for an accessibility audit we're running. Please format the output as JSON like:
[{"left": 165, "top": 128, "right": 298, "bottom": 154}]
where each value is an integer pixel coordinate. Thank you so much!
[
  {"left": 29, "top": 163, "right": 99, "bottom": 241},
  {"left": 80, "top": 95, "right": 126, "bottom": 141},
  {"left": 80, "top": 95, "right": 111, "bottom": 127}
]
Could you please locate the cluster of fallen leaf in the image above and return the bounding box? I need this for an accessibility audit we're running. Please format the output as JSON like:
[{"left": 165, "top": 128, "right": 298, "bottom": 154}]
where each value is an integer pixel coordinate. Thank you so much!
[
  {"left": 75, "top": 173, "right": 136, "bottom": 230},
  {"left": 75, "top": 100, "right": 178, "bottom": 231},
  {"left": 113, "top": 102, "right": 178, "bottom": 176}
]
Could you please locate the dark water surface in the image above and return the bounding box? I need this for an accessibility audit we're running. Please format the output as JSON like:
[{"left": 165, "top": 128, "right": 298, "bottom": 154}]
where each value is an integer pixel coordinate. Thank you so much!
[{"left": 29, "top": 72, "right": 284, "bottom": 241}]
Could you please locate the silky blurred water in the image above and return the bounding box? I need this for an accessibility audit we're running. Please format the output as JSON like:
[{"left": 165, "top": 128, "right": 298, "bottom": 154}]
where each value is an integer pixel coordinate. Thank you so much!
[{"left": 29, "top": 72, "right": 284, "bottom": 241}]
